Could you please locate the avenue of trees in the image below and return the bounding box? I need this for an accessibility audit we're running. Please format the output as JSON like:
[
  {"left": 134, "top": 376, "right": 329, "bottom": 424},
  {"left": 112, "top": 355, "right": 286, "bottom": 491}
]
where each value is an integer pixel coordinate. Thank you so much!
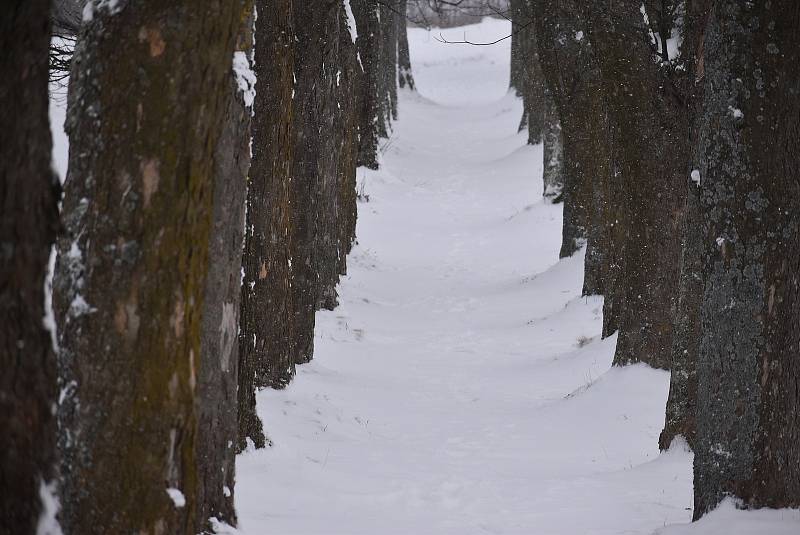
[
  {"left": 1, "top": 0, "right": 797, "bottom": 532},
  {"left": 2, "top": 0, "right": 410, "bottom": 533},
  {"left": 510, "top": 0, "right": 799, "bottom": 519}
]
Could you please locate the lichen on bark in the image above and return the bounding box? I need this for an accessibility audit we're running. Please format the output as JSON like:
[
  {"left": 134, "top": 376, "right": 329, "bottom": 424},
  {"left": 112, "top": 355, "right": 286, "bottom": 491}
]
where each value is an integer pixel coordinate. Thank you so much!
[{"left": 692, "top": 0, "right": 800, "bottom": 517}]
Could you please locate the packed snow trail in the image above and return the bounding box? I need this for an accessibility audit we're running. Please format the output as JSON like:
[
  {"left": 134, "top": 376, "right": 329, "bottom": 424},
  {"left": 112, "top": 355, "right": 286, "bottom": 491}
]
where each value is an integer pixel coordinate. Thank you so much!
[{"left": 235, "top": 19, "right": 796, "bottom": 535}]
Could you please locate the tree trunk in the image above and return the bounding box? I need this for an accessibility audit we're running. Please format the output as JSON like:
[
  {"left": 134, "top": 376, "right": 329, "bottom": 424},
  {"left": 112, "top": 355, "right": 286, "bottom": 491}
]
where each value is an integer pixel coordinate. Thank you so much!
[
  {"left": 353, "top": 0, "right": 382, "bottom": 169},
  {"left": 534, "top": 0, "right": 603, "bottom": 262},
  {"left": 397, "top": 0, "right": 415, "bottom": 91},
  {"left": 541, "top": 91, "right": 564, "bottom": 202},
  {"left": 335, "top": 9, "right": 362, "bottom": 279},
  {"left": 659, "top": 0, "right": 713, "bottom": 452},
  {"left": 0, "top": 2, "right": 60, "bottom": 532},
  {"left": 659, "top": 180, "right": 701, "bottom": 451},
  {"left": 582, "top": 1, "right": 689, "bottom": 370},
  {"left": 380, "top": 3, "right": 399, "bottom": 122},
  {"left": 693, "top": 0, "right": 800, "bottom": 517},
  {"left": 518, "top": 0, "right": 545, "bottom": 144},
  {"left": 196, "top": 5, "right": 254, "bottom": 528},
  {"left": 53, "top": 2, "right": 242, "bottom": 532},
  {"left": 534, "top": 0, "right": 615, "bottom": 296},
  {"left": 509, "top": 0, "right": 524, "bottom": 93},
  {"left": 290, "top": 1, "right": 348, "bottom": 364},
  {"left": 238, "top": 0, "right": 295, "bottom": 439}
]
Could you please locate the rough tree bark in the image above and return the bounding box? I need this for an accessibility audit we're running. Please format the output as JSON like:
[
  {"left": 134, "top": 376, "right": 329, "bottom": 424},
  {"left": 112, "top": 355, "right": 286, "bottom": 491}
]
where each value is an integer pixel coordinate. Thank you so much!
[
  {"left": 53, "top": 1, "right": 242, "bottom": 533},
  {"left": 196, "top": 5, "right": 254, "bottom": 529},
  {"left": 290, "top": 0, "right": 351, "bottom": 365},
  {"left": 541, "top": 91, "right": 564, "bottom": 201},
  {"left": 582, "top": 1, "right": 689, "bottom": 369},
  {"left": 517, "top": 0, "right": 545, "bottom": 144},
  {"left": 380, "top": 2, "right": 399, "bottom": 122},
  {"left": 353, "top": 0, "right": 382, "bottom": 168},
  {"left": 693, "top": 0, "right": 800, "bottom": 518},
  {"left": 335, "top": 9, "right": 362, "bottom": 280},
  {"left": 0, "top": 2, "right": 60, "bottom": 533},
  {"left": 509, "top": 0, "right": 524, "bottom": 93},
  {"left": 659, "top": 0, "right": 713, "bottom": 452},
  {"left": 397, "top": 0, "right": 416, "bottom": 90},
  {"left": 318, "top": 7, "right": 362, "bottom": 310},
  {"left": 238, "top": 0, "right": 294, "bottom": 454},
  {"left": 533, "top": 0, "right": 613, "bottom": 287}
]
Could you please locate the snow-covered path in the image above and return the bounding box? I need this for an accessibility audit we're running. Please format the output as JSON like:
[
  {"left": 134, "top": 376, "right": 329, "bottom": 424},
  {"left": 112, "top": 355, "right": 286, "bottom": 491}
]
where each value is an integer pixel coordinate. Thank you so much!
[{"left": 235, "top": 18, "right": 695, "bottom": 535}]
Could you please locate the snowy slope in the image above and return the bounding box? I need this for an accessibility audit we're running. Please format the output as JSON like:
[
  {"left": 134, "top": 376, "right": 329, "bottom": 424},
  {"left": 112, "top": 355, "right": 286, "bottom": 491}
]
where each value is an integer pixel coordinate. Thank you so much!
[{"left": 226, "top": 17, "right": 799, "bottom": 535}]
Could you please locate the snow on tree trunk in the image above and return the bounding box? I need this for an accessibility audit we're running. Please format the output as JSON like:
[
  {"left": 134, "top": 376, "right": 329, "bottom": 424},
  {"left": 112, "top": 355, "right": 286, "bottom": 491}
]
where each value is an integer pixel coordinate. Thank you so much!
[
  {"left": 53, "top": 2, "right": 243, "bottom": 532},
  {"left": 0, "top": 1, "right": 60, "bottom": 532},
  {"left": 692, "top": 0, "right": 800, "bottom": 517}
]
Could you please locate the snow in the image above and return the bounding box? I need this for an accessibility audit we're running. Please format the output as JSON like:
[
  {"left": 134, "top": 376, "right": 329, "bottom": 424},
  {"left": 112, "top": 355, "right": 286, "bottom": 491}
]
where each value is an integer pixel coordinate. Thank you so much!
[
  {"left": 729, "top": 106, "right": 744, "bottom": 119},
  {"left": 639, "top": 4, "right": 683, "bottom": 62},
  {"left": 236, "top": 17, "right": 696, "bottom": 534},
  {"left": 68, "top": 294, "right": 94, "bottom": 317},
  {"left": 233, "top": 51, "right": 256, "bottom": 109},
  {"left": 48, "top": 60, "right": 70, "bottom": 184},
  {"left": 166, "top": 487, "right": 186, "bottom": 508},
  {"left": 82, "top": 2, "right": 94, "bottom": 22},
  {"left": 210, "top": 517, "right": 244, "bottom": 534},
  {"left": 43, "top": 248, "right": 59, "bottom": 352},
  {"left": 36, "top": 480, "right": 63, "bottom": 535},
  {"left": 657, "top": 499, "right": 800, "bottom": 535},
  {"left": 82, "top": 0, "right": 125, "bottom": 21},
  {"left": 343, "top": 0, "right": 358, "bottom": 44}
]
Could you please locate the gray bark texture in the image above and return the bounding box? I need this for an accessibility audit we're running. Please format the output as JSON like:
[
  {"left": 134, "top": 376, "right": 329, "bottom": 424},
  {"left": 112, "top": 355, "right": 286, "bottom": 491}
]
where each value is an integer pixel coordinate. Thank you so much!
[
  {"left": 0, "top": 2, "right": 60, "bottom": 533},
  {"left": 693, "top": 0, "right": 800, "bottom": 518},
  {"left": 53, "top": 1, "right": 243, "bottom": 532}
]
